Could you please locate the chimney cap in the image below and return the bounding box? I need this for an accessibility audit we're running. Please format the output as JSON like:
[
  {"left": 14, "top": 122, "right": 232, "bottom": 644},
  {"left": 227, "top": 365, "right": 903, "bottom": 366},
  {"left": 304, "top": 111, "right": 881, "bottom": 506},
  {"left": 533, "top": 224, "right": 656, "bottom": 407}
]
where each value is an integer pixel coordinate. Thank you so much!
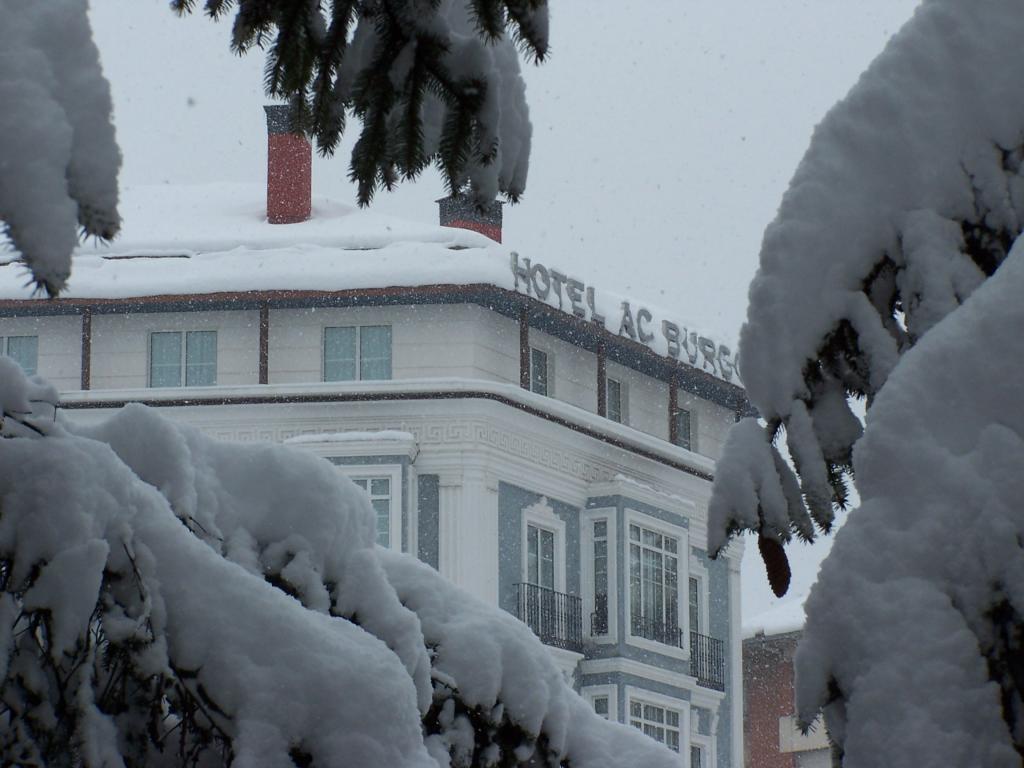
[
  {"left": 264, "top": 104, "right": 302, "bottom": 134},
  {"left": 437, "top": 193, "right": 503, "bottom": 228}
]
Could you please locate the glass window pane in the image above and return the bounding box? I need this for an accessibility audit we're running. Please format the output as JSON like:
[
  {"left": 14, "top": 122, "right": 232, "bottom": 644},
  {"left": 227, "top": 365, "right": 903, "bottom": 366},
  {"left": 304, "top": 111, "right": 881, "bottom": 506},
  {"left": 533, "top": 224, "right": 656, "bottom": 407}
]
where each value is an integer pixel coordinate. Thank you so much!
[
  {"left": 370, "top": 478, "right": 390, "bottom": 496},
  {"left": 594, "top": 520, "right": 607, "bottom": 539},
  {"left": 690, "top": 577, "right": 700, "bottom": 634},
  {"left": 606, "top": 378, "right": 622, "bottom": 422},
  {"left": 541, "top": 529, "right": 555, "bottom": 589},
  {"left": 185, "top": 331, "right": 217, "bottom": 386},
  {"left": 664, "top": 535, "right": 677, "bottom": 554},
  {"left": 530, "top": 348, "right": 548, "bottom": 395},
  {"left": 352, "top": 478, "right": 368, "bottom": 491},
  {"left": 593, "top": 697, "right": 609, "bottom": 717},
  {"left": 372, "top": 498, "right": 390, "bottom": 547},
  {"left": 629, "top": 524, "right": 640, "bottom": 542},
  {"left": 527, "top": 525, "right": 539, "bottom": 585},
  {"left": 5, "top": 335, "right": 37, "bottom": 376},
  {"left": 324, "top": 327, "right": 357, "bottom": 381},
  {"left": 691, "top": 746, "right": 702, "bottom": 768},
  {"left": 359, "top": 325, "right": 392, "bottom": 380},
  {"left": 150, "top": 332, "right": 182, "bottom": 387},
  {"left": 666, "top": 710, "right": 679, "bottom": 727},
  {"left": 630, "top": 702, "right": 642, "bottom": 718},
  {"left": 674, "top": 409, "right": 691, "bottom": 450}
]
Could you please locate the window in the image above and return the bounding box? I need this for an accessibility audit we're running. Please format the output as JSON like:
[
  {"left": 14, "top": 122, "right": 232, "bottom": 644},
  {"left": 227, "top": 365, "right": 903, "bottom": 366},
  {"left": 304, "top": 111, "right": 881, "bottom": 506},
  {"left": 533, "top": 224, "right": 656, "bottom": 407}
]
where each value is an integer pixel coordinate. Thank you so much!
[
  {"left": 606, "top": 377, "right": 623, "bottom": 422},
  {"left": 593, "top": 696, "right": 610, "bottom": 719},
  {"left": 351, "top": 476, "right": 393, "bottom": 547},
  {"left": 149, "top": 331, "right": 216, "bottom": 387},
  {"left": 593, "top": 519, "right": 609, "bottom": 635},
  {"left": 529, "top": 347, "right": 549, "bottom": 395},
  {"left": 629, "top": 523, "right": 680, "bottom": 646},
  {"left": 690, "top": 745, "right": 704, "bottom": 768},
  {"left": 689, "top": 576, "right": 701, "bottom": 634},
  {"left": 527, "top": 524, "right": 555, "bottom": 589},
  {"left": 630, "top": 700, "right": 680, "bottom": 752},
  {"left": 672, "top": 408, "right": 692, "bottom": 450},
  {"left": 324, "top": 325, "right": 392, "bottom": 381},
  {"left": 2, "top": 335, "right": 37, "bottom": 376}
]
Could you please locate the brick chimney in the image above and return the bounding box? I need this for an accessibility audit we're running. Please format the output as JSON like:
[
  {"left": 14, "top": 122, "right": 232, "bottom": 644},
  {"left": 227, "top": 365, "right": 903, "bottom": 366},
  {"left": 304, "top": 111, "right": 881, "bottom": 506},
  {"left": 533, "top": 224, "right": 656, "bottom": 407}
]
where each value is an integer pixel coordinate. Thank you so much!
[
  {"left": 438, "top": 193, "right": 503, "bottom": 242},
  {"left": 264, "top": 105, "right": 311, "bottom": 224}
]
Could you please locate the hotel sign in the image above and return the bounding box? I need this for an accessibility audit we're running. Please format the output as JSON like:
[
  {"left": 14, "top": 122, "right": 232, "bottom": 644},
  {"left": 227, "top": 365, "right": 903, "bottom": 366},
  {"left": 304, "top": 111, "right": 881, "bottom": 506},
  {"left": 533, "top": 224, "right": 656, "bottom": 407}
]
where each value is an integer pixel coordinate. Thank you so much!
[{"left": 511, "top": 254, "right": 739, "bottom": 383}]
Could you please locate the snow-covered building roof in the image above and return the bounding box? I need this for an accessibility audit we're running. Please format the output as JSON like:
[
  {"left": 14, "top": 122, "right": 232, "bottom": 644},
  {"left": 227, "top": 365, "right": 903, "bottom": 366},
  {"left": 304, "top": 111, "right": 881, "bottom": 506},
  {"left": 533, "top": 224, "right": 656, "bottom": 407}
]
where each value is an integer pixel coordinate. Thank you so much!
[{"left": 0, "top": 182, "right": 748, "bottom": 410}]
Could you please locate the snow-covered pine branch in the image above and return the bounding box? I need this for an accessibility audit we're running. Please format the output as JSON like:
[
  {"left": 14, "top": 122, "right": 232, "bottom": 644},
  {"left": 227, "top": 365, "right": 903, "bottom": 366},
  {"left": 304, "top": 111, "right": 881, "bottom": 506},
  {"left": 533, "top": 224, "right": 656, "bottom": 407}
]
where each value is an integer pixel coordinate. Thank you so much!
[
  {"left": 0, "top": 0, "right": 121, "bottom": 297},
  {"left": 173, "top": 0, "right": 546, "bottom": 207},
  {"left": 707, "top": 0, "right": 1024, "bottom": 763},
  {"left": 0, "top": 362, "right": 676, "bottom": 768},
  {"left": 708, "top": 0, "right": 1024, "bottom": 566}
]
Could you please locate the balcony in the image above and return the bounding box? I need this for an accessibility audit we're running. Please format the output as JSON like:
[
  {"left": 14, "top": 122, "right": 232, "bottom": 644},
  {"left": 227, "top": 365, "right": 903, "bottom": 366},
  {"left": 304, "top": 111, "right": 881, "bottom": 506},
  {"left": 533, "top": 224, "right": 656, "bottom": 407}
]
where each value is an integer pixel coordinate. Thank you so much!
[
  {"left": 630, "top": 612, "right": 685, "bottom": 649},
  {"left": 690, "top": 631, "right": 726, "bottom": 691},
  {"left": 515, "top": 583, "right": 583, "bottom": 653}
]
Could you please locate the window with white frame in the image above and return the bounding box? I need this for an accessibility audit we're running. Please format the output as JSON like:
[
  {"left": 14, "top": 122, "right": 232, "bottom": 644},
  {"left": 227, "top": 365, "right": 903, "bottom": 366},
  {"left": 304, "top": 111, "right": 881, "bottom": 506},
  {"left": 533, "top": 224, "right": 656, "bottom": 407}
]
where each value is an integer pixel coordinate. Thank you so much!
[
  {"left": 690, "top": 744, "right": 705, "bottom": 768},
  {"left": 606, "top": 377, "right": 624, "bottom": 423},
  {"left": 592, "top": 519, "right": 609, "bottom": 635},
  {"left": 2, "top": 335, "right": 37, "bottom": 376},
  {"left": 526, "top": 523, "right": 556, "bottom": 590},
  {"left": 529, "top": 347, "right": 549, "bottom": 395},
  {"left": 149, "top": 330, "right": 216, "bottom": 387},
  {"left": 630, "top": 700, "right": 681, "bottom": 753},
  {"left": 324, "top": 325, "right": 392, "bottom": 381},
  {"left": 583, "top": 685, "right": 618, "bottom": 723},
  {"left": 519, "top": 500, "right": 567, "bottom": 643},
  {"left": 351, "top": 476, "right": 394, "bottom": 547},
  {"left": 629, "top": 522, "right": 681, "bottom": 646}
]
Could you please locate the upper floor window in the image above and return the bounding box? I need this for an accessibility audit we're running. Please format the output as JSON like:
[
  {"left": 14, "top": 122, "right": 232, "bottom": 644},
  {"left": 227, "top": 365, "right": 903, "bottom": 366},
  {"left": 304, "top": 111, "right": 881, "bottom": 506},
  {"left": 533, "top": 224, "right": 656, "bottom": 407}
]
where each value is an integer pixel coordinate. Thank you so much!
[
  {"left": 351, "top": 476, "right": 393, "bottom": 547},
  {"left": 629, "top": 523, "right": 680, "bottom": 646},
  {"left": 150, "top": 330, "right": 216, "bottom": 387},
  {"left": 593, "top": 696, "right": 610, "bottom": 719},
  {"left": 691, "top": 744, "right": 705, "bottom": 768},
  {"left": 606, "top": 377, "right": 623, "bottom": 423},
  {"left": 3, "top": 335, "right": 37, "bottom": 376},
  {"left": 630, "top": 700, "right": 680, "bottom": 752},
  {"left": 324, "top": 325, "right": 392, "bottom": 381},
  {"left": 672, "top": 407, "right": 692, "bottom": 451},
  {"left": 529, "top": 347, "right": 549, "bottom": 395}
]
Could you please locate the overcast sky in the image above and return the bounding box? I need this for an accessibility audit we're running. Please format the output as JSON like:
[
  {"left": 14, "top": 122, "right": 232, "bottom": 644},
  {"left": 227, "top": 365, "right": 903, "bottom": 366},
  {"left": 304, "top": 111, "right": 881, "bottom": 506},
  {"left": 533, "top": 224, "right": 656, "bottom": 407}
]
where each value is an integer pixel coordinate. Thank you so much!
[{"left": 89, "top": 0, "right": 921, "bottom": 624}]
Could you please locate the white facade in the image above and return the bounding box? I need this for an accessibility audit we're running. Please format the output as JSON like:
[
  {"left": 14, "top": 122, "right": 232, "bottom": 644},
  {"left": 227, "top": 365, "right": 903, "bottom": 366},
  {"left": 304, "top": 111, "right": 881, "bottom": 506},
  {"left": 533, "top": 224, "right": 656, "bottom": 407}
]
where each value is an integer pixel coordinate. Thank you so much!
[{"left": 0, "top": 209, "right": 748, "bottom": 767}]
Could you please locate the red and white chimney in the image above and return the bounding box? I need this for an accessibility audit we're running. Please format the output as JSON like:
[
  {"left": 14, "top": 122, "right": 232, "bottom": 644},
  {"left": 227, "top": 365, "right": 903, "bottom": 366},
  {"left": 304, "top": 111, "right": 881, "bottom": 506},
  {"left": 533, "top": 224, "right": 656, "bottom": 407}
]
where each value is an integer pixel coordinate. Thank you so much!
[
  {"left": 438, "top": 193, "right": 503, "bottom": 242},
  {"left": 264, "top": 105, "right": 311, "bottom": 224}
]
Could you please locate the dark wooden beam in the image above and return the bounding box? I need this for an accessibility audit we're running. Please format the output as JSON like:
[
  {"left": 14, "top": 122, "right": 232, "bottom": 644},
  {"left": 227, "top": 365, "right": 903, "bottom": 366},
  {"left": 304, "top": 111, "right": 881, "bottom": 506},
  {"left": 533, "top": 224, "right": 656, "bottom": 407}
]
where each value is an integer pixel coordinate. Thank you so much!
[
  {"left": 80, "top": 308, "right": 92, "bottom": 391},
  {"left": 258, "top": 301, "right": 270, "bottom": 385},
  {"left": 519, "top": 307, "right": 530, "bottom": 389},
  {"left": 668, "top": 375, "right": 679, "bottom": 445}
]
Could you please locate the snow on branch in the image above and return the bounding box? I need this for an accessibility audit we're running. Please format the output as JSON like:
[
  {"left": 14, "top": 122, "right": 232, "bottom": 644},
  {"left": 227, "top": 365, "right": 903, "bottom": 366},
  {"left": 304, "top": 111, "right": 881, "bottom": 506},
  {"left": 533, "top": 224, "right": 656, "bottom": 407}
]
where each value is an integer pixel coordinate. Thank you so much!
[
  {"left": 175, "top": 0, "right": 546, "bottom": 206},
  {"left": 0, "top": 0, "right": 121, "bottom": 297},
  {"left": 794, "top": 237, "right": 1024, "bottom": 767},
  {"left": 710, "top": 0, "right": 1024, "bottom": 574},
  {"left": 0, "top": 377, "right": 676, "bottom": 767}
]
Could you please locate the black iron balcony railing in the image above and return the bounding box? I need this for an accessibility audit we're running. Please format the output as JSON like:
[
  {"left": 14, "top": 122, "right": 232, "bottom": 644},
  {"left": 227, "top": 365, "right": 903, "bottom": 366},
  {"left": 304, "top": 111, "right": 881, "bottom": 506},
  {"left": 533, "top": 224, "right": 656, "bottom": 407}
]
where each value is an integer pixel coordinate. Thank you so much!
[
  {"left": 690, "top": 631, "right": 726, "bottom": 691},
  {"left": 515, "top": 583, "right": 583, "bottom": 653},
  {"left": 630, "top": 612, "right": 685, "bottom": 648}
]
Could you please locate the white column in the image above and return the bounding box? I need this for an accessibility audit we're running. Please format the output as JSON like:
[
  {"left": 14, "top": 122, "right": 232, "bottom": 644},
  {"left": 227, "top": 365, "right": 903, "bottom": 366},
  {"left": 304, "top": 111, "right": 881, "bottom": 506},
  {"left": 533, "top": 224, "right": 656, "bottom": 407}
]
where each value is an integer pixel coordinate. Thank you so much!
[
  {"left": 438, "top": 472, "right": 463, "bottom": 585},
  {"left": 437, "top": 468, "right": 500, "bottom": 606}
]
